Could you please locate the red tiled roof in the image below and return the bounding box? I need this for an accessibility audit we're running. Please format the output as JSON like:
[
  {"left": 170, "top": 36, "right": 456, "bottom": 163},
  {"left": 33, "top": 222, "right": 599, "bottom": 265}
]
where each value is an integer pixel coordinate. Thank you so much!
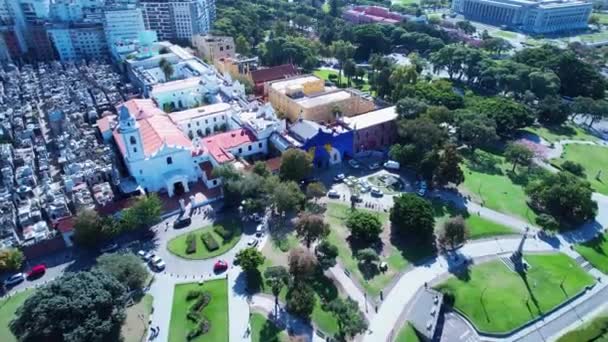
[
  {"left": 54, "top": 216, "right": 74, "bottom": 234},
  {"left": 117, "top": 99, "right": 164, "bottom": 119},
  {"left": 113, "top": 101, "right": 193, "bottom": 158},
  {"left": 251, "top": 64, "right": 299, "bottom": 85},
  {"left": 96, "top": 115, "right": 117, "bottom": 133},
  {"left": 202, "top": 129, "right": 257, "bottom": 164}
]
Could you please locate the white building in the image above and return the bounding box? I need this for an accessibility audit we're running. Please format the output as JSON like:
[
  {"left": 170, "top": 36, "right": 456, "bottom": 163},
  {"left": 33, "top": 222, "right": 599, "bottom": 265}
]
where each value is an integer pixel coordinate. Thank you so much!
[
  {"left": 103, "top": 5, "right": 145, "bottom": 46},
  {"left": 141, "top": 0, "right": 215, "bottom": 41},
  {"left": 452, "top": 0, "right": 592, "bottom": 34}
]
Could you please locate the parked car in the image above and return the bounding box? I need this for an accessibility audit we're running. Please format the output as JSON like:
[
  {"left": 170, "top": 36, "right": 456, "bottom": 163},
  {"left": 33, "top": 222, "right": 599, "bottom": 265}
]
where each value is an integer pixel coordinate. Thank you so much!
[
  {"left": 143, "top": 251, "right": 154, "bottom": 261},
  {"left": 333, "top": 173, "right": 345, "bottom": 182},
  {"left": 27, "top": 264, "right": 46, "bottom": 279},
  {"left": 256, "top": 224, "right": 264, "bottom": 237},
  {"left": 173, "top": 216, "right": 191, "bottom": 228},
  {"left": 137, "top": 250, "right": 146, "bottom": 259},
  {"left": 247, "top": 238, "right": 259, "bottom": 248},
  {"left": 371, "top": 187, "right": 383, "bottom": 197},
  {"left": 351, "top": 194, "right": 363, "bottom": 203},
  {"left": 4, "top": 273, "right": 25, "bottom": 287},
  {"left": 368, "top": 162, "right": 381, "bottom": 170},
  {"left": 327, "top": 189, "right": 340, "bottom": 198},
  {"left": 384, "top": 160, "right": 400, "bottom": 170},
  {"left": 149, "top": 256, "right": 165, "bottom": 271},
  {"left": 348, "top": 160, "right": 361, "bottom": 169},
  {"left": 99, "top": 243, "right": 118, "bottom": 254},
  {"left": 214, "top": 260, "right": 229, "bottom": 273}
]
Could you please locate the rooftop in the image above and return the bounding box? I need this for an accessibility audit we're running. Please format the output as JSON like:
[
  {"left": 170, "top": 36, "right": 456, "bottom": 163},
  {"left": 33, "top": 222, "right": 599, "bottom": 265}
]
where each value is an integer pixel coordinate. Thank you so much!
[
  {"left": 150, "top": 76, "right": 203, "bottom": 95},
  {"left": 202, "top": 128, "right": 257, "bottom": 164},
  {"left": 270, "top": 75, "right": 322, "bottom": 93},
  {"left": 297, "top": 90, "right": 352, "bottom": 109},
  {"left": 251, "top": 64, "right": 299, "bottom": 84},
  {"left": 169, "top": 103, "right": 232, "bottom": 124},
  {"left": 341, "top": 106, "right": 398, "bottom": 130}
]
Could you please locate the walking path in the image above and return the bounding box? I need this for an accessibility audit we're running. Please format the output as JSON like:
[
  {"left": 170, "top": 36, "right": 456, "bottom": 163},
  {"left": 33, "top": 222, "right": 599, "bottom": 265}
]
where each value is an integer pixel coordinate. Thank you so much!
[{"left": 327, "top": 263, "right": 374, "bottom": 318}]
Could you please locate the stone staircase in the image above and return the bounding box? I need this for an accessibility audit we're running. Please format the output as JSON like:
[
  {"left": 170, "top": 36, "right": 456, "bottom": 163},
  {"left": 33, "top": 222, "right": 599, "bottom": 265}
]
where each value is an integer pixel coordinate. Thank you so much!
[{"left": 575, "top": 255, "right": 594, "bottom": 272}]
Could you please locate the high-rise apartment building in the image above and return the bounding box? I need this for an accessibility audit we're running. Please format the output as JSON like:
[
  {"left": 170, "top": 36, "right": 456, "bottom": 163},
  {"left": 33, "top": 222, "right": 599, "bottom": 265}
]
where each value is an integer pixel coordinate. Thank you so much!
[
  {"left": 47, "top": 22, "right": 107, "bottom": 61},
  {"left": 141, "top": 0, "right": 215, "bottom": 41},
  {"left": 103, "top": 5, "right": 145, "bottom": 45}
]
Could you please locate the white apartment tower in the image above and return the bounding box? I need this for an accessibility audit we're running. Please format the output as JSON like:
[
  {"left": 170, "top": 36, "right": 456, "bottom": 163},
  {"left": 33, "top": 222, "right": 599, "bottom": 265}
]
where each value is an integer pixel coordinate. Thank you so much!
[
  {"left": 103, "top": 5, "right": 145, "bottom": 45},
  {"left": 141, "top": 0, "right": 215, "bottom": 41}
]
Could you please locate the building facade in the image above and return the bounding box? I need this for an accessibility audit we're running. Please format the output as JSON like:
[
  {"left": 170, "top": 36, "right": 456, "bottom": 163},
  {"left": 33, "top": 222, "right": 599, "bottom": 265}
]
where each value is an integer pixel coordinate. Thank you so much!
[
  {"left": 191, "top": 34, "right": 234, "bottom": 61},
  {"left": 103, "top": 5, "right": 145, "bottom": 46},
  {"left": 451, "top": 0, "right": 592, "bottom": 34},
  {"left": 340, "top": 106, "right": 398, "bottom": 153},
  {"left": 47, "top": 22, "right": 108, "bottom": 61},
  {"left": 141, "top": 0, "right": 215, "bottom": 41}
]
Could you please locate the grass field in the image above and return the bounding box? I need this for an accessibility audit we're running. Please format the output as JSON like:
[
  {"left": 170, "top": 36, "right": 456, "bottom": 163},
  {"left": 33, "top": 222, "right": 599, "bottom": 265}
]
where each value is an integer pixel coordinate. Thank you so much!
[
  {"left": 492, "top": 29, "right": 517, "bottom": 39},
  {"left": 250, "top": 313, "right": 289, "bottom": 342},
  {"left": 395, "top": 323, "right": 420, "bottom": 342},
  {"left": 435, "top": 253, "right": 595, "bottom": 333},
  {"left": 0, "top": 289, "right": 33, "bottom": 342},
  {"left": 313, "top": 69, "right": 371, "bottom": 93},
  {"left": 555, "top": 144, "right": 608, "bottom": 195},
  {"left": 122, "top": 294, "right": 154, "bottom": 342},
  {"left": 557, "top": 310, "right": 608, "bottom": 342},
  {"left": 523, "top": 125, "right": 599, "bottom": 143},
  {"left": 169, "top": 280, "right": 228, "bottom": 342},
  {"left": 595, "top": 12, "right": 608, "bottom": 25},
  {"left": 460, "top": 150, "right": 538, "bottom": 224},
  {"left": 167, "top": 218, "right": 242, "bottom": 259},
  {"left": 432, "top": 200, "right": 515, "bottom": 240},
  {"left": 580, "top": 31, "right": 608, "bottom": 43},
  {"left": 391, "top": 0, "right": 420, "bottom": 4},
  {"left": 325, "top": 203, "right": 417, "bottom": 297},
  {"left": 575, "top": 232, "right": 608, "bottom": 274}
]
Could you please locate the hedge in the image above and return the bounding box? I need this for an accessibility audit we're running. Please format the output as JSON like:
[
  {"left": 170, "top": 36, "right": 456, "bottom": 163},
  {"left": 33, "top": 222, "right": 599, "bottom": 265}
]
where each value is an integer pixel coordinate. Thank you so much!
[
  {"left": 201, "top": 232, "right": 219, "bottom": 251},
  {"left": 186, "top": 233, "right": 196, "bottom": 254},
  {"left": 213, "top": 225, "right": 233, "bottom": 241}
]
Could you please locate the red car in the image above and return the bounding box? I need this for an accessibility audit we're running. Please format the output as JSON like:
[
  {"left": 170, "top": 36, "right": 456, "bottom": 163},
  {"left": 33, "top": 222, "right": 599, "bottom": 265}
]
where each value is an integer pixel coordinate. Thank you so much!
[
  {"left": 213, "top": 260, "right": 228, "bottom": 273},
  {"left": 27, "top": 264, "right": 46, "bottom": 279}
]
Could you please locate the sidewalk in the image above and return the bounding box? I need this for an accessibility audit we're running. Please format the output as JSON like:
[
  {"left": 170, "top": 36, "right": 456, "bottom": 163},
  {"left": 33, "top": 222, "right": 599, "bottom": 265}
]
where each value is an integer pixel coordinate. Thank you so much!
[{"left": 328, "top": 263, "right": 374, "bottom": 318}]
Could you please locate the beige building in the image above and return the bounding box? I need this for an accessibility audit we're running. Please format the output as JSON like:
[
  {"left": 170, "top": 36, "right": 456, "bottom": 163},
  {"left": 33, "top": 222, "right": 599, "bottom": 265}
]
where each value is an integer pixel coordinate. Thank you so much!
[
  {"left": 192, "top": 35, "right": 235, "bottom": 62},
  {"left": 214, "top": 56, "right": 258, "bottom": 81},
  {"left": 268, "top": 75, "right": 375, "bottom": 123}
]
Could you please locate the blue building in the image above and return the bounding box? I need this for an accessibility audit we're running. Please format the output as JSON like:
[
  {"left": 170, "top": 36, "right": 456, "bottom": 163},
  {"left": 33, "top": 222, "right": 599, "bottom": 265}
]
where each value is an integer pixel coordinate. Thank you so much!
[{"left": 284, "top": 120, "right": 353, "bottom": 168}]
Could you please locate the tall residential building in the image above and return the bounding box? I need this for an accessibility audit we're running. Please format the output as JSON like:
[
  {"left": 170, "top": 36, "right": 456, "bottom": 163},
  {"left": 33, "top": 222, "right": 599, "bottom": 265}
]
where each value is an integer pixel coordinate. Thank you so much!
[
  {"left": 103, "top": 5, "right": 145, "bottom": 45},
  {"left": 47, "top": 22, "right": 107, "bottom": 61},
  {"left": 141, "top": 0, "right": 215, "bottom": 41},
  {"left": 451, "top": 0, "right": 592, "bottom": 34}
]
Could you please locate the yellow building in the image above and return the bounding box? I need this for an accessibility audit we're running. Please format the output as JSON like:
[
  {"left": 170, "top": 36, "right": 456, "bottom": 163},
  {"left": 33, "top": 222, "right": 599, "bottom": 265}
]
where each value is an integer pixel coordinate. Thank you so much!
[
  {"left": 191, "top": 35, "right": 235, "bottom": 62},
  {"left": 268, "top": 75, "right": 375, "bottom": 123}
]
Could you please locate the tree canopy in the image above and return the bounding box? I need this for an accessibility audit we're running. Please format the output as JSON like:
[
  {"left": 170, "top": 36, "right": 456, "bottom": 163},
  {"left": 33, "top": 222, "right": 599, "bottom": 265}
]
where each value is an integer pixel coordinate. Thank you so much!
[
  {"left": 95, "top": 253, "right": 149, "bottom": 290},
  {"left": 390, "top": 194, "right": 435, "bottom": 243}
]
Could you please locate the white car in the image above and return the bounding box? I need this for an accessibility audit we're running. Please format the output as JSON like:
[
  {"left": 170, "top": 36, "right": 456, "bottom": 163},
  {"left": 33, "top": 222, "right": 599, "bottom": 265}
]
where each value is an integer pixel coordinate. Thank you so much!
[
  {"left": 384, "top": 160, "right": 400, "bottom": 170},
  {"left": 368, "top": 162, "right": 381, "bottom": 170},
  {"left": 327, "top": 189, "right": 340, "bottom": 198},
  {"left": 247, "top": 238, "right": 259, "bottom": 248},
  {"left": 371, "top": 187, "right": 383, "bottom": 197},
  {"left": 256, "top": 224, "right": 264, "bottom": 237},
  {"left": 142, "top": 251, "right": 154, "bottom": 261},
  {"left": 150, "top": 256, "right": 165, "bottom": 271},
  {"left": 4, "top": 273, "right": 25, "bottom": 287},
  {"left": 137, "top": 250, "right": 146, "bottom": 259}
]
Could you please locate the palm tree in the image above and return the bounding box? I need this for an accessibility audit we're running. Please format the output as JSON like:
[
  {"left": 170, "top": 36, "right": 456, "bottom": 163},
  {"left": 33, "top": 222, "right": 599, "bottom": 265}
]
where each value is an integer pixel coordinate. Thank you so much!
[{"left": 158, "top": 58, "right": 173, "bottom": 81}]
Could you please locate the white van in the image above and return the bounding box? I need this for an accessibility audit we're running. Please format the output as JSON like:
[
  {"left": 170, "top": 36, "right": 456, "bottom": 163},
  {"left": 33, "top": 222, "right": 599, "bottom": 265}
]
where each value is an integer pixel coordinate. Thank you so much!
[{"left": 384, "top": 160, "right": 400, "bottom": 170}]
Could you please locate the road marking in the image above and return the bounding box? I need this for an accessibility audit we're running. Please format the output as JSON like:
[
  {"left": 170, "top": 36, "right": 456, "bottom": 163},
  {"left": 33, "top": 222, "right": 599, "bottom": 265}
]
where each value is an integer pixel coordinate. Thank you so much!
[{"left": 459, "top": 330, "right": 470, "bottom": 340}]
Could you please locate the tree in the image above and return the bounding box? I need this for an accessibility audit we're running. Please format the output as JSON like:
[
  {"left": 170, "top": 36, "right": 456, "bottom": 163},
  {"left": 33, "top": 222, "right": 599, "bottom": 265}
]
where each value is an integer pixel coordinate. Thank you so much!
[
  {"left": 329, "top": 0, "right": 339, "bottom": 17},
  {"left": 74, "top": 209, "right": 116, "bottom": 248},
  {"left": 121, "top": 194, "right": 162, "bottom": 229},
  {"left": 95, "top": 253, "right": 149, "bottom": 290},
  {"left": 346, "top": 211, "right": 383, "bottom": 242},
  {"left": 328, "top": 297, "right": 368, "bottom": 338},
  {"left": 10, "top": 270, "right": 127, "bottom": 342},
  {"left": 526, "top": 172, "right": 597, "bottom": 227},
  {"left": 264, "top": 266, "right": 290, "bottom": 314},
  {"left": 286, "top": 283, "right": 316, "bottom": 318},
  {"left": 537, "top": 95, "right": 571, "bottom": 125},
  {"left": 330, "top": 40, "right": 355, "bottom": 86},
  {"left": 315, "top": 240, "right": 338, "bottom": 270},
  {"left": 454, "top": 110, "right": 498, "bottom": 151},
  {"left": 437, "top": 216, "right": 469, "bottom": 251},
  {"left": 456, "top": 20, "right": 476, "bottom": 34},
  {"left": 467, "top": 97, "right": 535, "bottom": 137},
  {"left": 271, "top": 180, "right": 305, "bottom": 215},
  {"left": 434, "top": 144, "right": 464, "bottom": 186},
  {"left": 390, "top": 194, "right": 435, "bottom": 243},
  {"left": 306, "top": 182, "right": 326, "bottom": 202},
  {"left": 235, "top": 247, "right": 265, "bottom": 272},
  {"left": 396, "top": 97, "right": 428, "bottom": 118},
  {"left": 573, "top": 97, "right": 608, "bottom": 127},
  {"left": 356, "top": 248, "right": 379, "bottom": 265},
  {"left": 561, "top": 161, "right": 586, "bottom": 177},
  {"left": 294, "top": 212, "right": 330, "bottom": 248},
  {"left": 288, "top": 247, "right": 317, "bottom": 280},
  {"left": 504, "top": 143, "right": 535, "bottom": 172},
  {"left": 343, "top": 59, "right": 357, "bottom": 87},
  {"left": 235, "top": 35, "right": 251, "bottom": 56},
  {"left": 396, "top": 117, "right": 448, "bottom": 155},
  {"left": 293, "top": 14, "right": 311, "bottom": 32},
  {"left": 159, "top": 57, "right": 174, "bottom": 81},
  {"left": 480, "top": 37, "right": 512, "bottom": 55},
  {"left": 251, "top": 161, "right": 270, "bottom": 178},
  {"left": 0, "top": 248, "right": 24, "bottom": 272},
  {"left": 279, "top": 148, "right": 313, "bottom": 182},
  {"left": 529, "top": 71, "right": 560, "bottom": 98}
]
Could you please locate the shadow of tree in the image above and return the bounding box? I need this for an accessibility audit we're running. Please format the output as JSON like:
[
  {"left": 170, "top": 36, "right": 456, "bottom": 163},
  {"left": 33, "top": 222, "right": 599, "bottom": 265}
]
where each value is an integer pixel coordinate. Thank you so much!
[
  {"left": 465, "top": 150, "right": 504, "bottom": 175},
  {"left": 389, "top": 224, "right": 437, "bottom": 266},
  {"left": 446, "top": 251, "right": 471, "bottom": 282},
  {"left": 310, "top": 270, "right": 338, "bottom": 305},
  {"left": 259, "top": 318, "right": 286, "bottom": 342},
  {"left": 579, "top": 233, "right": 607, "bottom": 256}
]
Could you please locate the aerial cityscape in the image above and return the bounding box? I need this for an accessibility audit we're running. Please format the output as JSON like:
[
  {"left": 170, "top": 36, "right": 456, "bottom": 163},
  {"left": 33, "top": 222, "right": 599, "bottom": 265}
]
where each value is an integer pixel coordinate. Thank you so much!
[{"left": 0, "top": 0, "right": 608, "bottom": 342}]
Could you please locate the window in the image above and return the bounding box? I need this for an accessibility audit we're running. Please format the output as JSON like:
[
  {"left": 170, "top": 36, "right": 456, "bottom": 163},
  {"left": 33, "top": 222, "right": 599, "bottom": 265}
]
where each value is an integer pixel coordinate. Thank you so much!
[
  {"left": 238, "top": 148, "right": 242, "bottom": 154},
  {"left": 213, "top": 180, "right": 217, "bottom": 186},
  {"left": 133, "top": 147, "right": 137, "bottom": 153},
  {"left": 188, "top": 123, "right": 191, "bottom": 128},
  {"left": 213, "top": 117, "right": 217, "bottom": 122},
  {"left": 130, "top": 136, "right": 136, "bottom": 145},
  {"left": 167, "top": 157, "right": 173, "bottom": 165},
  {"left": 258, "top": 142, "right": 262, "bottom": 148},
  {"left": 248, "top": 145, "right": 252, "bottom": 151},
  {"left": 139, "top": 170, "right": 143, "bottom": 174}
]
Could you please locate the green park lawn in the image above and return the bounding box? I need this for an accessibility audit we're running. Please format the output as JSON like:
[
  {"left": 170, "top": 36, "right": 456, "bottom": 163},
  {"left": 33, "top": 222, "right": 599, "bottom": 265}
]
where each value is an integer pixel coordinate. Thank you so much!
[
  {"left": 574, "top": 232, "right": 608, "bottom": 274},
  {"left": 557, "top": 310, "right": 608, "bottom": 342},
  {"left": 391, "top": 0, "right": 420, "bottom": 5},
  {"left": 0, "top": 289, "right": 33, "bottom": 342},
  {"left": 460, "top": 150, "right": 538, "bottom": 224},
  {"left": 167, "top": 218, "right": 242, "bottom": 259},
  {"left": 250, "top": 313, "right": 289, "bottom": 342},
  {"left": 432, "top": 200, "right": 515, "bottom": 240},
  {"left": 580, "top": 31, "right": 608, "bottom": 43},
  {"left": 169, "top": 280, "right": 228, "bottom": 342},
  {"left": 555, "top": 144, "right": 608, "bottom": 195},
  {"left": 325, "top": 203, "right": 430, "bottom": 297},
  {"left": 395, "top": 323, "right": 421, "bottom": 342},
  {"left": 523, "top": 124, "right": 599, "bottom": 143},
  {"left": 595, "top": 13, "right": 608, "bottom": 25},
  {"left": 435, "top": 253, "right": 595, "bottom": 333},
  {"left": 492, "top": 29, "right": 517, "bottom": 39},
  {"left": 313, "top": 69, "right": 371, "bottom": 93}
]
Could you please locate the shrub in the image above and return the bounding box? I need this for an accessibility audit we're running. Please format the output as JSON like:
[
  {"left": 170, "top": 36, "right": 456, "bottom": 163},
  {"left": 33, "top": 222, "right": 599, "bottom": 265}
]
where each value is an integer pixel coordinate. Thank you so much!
[
  {"left": 561, "top": 161, "right": 586, "bottom": 177},
  {"left": 201, "top": 233, "right": 219, "bottom": 251},
  {"left": 186, "top": 233, "right": 196, "bottom": 254},
  {"left": 190, "top": 292, "right": 211, "bottom": 312},
  {"left": 328, "top": 74, "right": 338, "bottom": 81},
  {"left": 213, "top": 225, "right": 233, "bottom": 241},
  {"left": 186, "top": 289, "right": 202, "bottom": 300}
]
